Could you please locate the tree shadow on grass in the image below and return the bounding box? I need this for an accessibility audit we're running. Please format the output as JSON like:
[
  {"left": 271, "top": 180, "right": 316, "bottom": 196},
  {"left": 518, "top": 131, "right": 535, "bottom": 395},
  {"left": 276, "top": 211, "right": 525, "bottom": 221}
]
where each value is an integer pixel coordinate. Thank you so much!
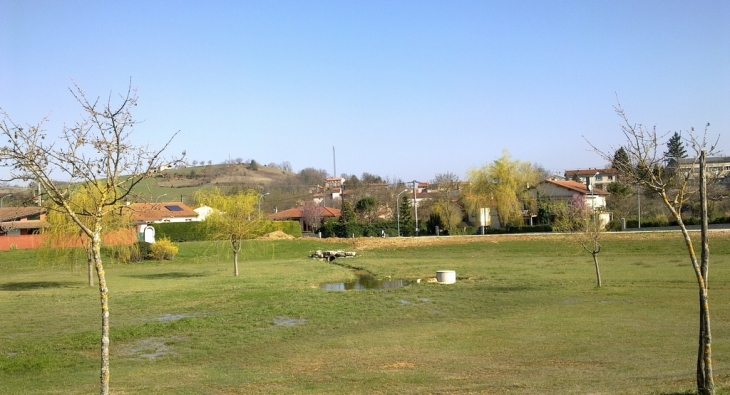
[
  {"left": 0, "top": 281, "right": 79, "bottom": 291},
  {"left": 481, "top": 285, "right": 540, "bottom": 293},
  {"left": 125, "top": 272, "right": 208, "bottom": 280}
]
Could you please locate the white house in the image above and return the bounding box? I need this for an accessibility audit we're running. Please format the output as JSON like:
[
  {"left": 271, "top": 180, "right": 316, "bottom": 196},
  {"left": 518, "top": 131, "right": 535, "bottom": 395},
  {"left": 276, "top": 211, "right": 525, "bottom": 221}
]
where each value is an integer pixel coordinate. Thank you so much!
[
  {"left": 129, "top": 202, "right": 201, "bottom": 243},
  {"left": 533, "top": 179, "right": 611, "bottom": 228},
  {"left": 563, "top": 168, "right": 619, "bottom": 191}
]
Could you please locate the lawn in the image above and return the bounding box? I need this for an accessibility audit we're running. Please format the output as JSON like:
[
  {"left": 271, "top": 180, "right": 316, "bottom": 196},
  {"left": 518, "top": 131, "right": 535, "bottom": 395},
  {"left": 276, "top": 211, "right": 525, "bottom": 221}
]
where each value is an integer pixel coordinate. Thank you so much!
[{"left": 2, "top": 232, "right": 730, "bottom": 394}]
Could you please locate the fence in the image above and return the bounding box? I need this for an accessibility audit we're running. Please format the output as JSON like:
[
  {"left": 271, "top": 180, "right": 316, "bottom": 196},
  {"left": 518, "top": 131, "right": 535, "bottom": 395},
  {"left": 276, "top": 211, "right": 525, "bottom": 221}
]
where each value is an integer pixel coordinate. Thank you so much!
[{"left": 0, "top": 229, "right": 137, "bottom": 251}]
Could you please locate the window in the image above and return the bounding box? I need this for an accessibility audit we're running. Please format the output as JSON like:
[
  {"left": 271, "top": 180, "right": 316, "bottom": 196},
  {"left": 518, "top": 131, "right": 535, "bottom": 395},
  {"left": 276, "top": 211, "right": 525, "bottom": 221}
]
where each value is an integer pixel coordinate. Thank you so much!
[
  {"left": 608, "top": 175, "right": 614, "bottom": 181},
  {"left": 165, "top": 205, "right": 183, "bottom": 211},
  {"left": 595, "top": 175, "right": 603, "bottom": 181}
]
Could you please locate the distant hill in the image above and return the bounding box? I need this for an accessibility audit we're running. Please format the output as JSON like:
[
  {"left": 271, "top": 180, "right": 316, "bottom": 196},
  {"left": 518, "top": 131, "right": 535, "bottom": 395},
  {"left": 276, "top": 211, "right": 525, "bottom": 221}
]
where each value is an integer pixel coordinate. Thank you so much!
[
  {"left": 2, "top": 162, "right": 317, "bottom": 211},
  {"left": 130, "top": 162, "right": 300, "bottom": 205}
]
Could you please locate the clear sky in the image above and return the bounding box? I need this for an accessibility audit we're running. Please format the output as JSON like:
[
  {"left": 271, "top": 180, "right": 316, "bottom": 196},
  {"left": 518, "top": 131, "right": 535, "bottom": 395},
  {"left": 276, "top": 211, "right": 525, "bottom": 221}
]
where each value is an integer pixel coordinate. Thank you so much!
[{"left": 1, "top": 1, "right": 728, "bottom": 184}]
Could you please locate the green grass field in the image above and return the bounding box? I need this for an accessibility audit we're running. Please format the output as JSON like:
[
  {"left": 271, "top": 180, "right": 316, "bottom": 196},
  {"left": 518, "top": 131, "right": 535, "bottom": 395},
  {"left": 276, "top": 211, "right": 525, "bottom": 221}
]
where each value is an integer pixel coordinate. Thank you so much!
[{"left": 2, "top": 232, "right": 730, "bottom": 394}]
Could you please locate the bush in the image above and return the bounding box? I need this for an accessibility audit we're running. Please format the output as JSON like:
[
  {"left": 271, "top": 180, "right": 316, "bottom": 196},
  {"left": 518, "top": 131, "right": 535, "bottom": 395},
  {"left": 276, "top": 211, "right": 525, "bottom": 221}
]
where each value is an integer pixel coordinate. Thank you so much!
[
  {"left": 104, "top": 243, "right": 144, "bottom": 263},
  {"left": 149, "top": 237, "right": 179, "bottom": 260},
  {"left": 136, "top": 241, "right": 151, "bottom": 261},
  {"left": 605, "top": 219, "right": 622, "bottom": 231}
]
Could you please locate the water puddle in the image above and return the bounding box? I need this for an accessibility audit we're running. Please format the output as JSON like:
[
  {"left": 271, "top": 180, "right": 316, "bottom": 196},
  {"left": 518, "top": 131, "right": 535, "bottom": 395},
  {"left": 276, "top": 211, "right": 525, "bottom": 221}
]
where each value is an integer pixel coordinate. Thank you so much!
[
  {"left": 132, "top": 313, "right": 198, "bottom": 324},
  {"left": 126, "top": 336, "right": 186, "bottom": 360},
  {"left": 156, "top": 313, "right": 194, "bottom": 322},
  {"left": 272, "top": 316, "right": 307, "bottom": 327},
  {"left": 321, "top": 275, "right": 409, "bottom": 291}
]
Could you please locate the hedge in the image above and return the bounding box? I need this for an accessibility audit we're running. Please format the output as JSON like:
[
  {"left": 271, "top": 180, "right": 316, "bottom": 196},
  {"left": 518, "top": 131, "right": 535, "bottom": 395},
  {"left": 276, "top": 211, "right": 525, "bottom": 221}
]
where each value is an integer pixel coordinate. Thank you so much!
[
  {"left": 149, "top": 220, "right": 301, "bottom": 242},
  {"left": 318, "top": 219, "right": 406, "bottom": 238},
  {"left": 152, "top": 222, "right": 209, "bottom": 242}
]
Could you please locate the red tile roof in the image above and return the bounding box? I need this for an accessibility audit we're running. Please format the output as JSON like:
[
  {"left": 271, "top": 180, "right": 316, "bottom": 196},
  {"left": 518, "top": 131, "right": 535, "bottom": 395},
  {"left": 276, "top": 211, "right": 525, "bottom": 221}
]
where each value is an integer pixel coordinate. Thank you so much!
[
  {"left": 129, "top": 202, "right": 199, "bottom": 223},
  {"left": 0, "top": 207, "right": 45, "bottom": 222},
  {"left": 544, "top": 180, "right": 609, "bottom": 195},
  {"left": 269, "top": 206, "right": 340, "bottom": 220},
  {"left": 0, "top": 219, "right": 46, "bottom": 230}
]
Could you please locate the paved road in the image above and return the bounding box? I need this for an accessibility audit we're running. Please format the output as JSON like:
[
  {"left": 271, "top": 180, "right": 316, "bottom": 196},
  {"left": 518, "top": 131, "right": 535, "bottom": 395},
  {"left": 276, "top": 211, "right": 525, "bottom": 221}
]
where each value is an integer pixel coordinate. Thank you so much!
[{"left": 623, "top": 223, "right": 730, "bottom": 232}]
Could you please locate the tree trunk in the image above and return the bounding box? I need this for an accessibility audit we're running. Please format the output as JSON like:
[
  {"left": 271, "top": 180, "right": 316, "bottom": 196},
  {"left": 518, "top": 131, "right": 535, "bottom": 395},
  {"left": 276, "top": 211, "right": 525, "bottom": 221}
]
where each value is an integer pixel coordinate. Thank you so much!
[
  {"left": 92, "top": 231, "right": 110, "bottom": 395},
  {"left": 231, "top": 238, "right": 241, "bottom": 276},
  {"left": 697, "top": 150, "right": 714, "bottom": 394},
  {"left": 86, "top": 244, "right": 94, "bottom": 287},
  {"left": 592, "top": 251, "right": 601, "bottom": 288}
]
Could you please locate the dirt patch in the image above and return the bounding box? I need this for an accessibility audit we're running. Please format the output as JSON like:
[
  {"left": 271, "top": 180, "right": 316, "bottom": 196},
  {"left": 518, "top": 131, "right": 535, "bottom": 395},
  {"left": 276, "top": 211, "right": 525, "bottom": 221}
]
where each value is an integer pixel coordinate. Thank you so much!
[
  {"left": 382, "top": 361, "right": 416, "bottom": 369},
  {"left": 258, "top": 230, "right": 295, "bottom": 240},
  {"left": 327, "top": 230, "right": 730, "bottom": 251}
]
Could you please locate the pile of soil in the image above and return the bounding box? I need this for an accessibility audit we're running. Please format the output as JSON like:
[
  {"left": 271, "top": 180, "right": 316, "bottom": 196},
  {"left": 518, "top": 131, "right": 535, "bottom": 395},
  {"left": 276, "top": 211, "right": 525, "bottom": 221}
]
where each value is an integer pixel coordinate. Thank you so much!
[{"left": 258, "top": 230, "right": 295, "bottom": 240}]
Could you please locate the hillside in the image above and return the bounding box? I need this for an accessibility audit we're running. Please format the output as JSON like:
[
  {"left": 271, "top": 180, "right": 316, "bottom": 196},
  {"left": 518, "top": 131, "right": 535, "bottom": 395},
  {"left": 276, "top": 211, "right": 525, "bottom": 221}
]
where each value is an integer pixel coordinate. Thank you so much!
[{"left": 130, "top": 162, "right": 304, "bottom": 208}]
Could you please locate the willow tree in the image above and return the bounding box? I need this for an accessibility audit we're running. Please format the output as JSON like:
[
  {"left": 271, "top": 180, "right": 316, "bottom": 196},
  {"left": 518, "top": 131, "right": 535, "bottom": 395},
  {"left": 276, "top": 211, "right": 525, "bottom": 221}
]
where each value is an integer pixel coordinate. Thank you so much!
[
  {"left": 196, "top": 188, "right": 268, "bottom": 276},
  {"left": 0, "top": 82, "right": 183, "bottom": 395},
  {"left": 589, "top": 101, "right": 717, "bottom": 394},
  {"left": 465, "top": 149, "right": 542, "bottom": 227},
  {"left": 41, "top": 186, "right": 135, "bottom": 286}
]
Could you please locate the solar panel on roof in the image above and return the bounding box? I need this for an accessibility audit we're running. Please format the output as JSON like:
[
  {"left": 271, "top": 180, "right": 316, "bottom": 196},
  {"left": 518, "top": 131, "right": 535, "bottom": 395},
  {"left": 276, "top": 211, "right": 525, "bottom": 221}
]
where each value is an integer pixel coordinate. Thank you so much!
[{"left": 165, "top": 205, "right": 183, "bottom": 211}]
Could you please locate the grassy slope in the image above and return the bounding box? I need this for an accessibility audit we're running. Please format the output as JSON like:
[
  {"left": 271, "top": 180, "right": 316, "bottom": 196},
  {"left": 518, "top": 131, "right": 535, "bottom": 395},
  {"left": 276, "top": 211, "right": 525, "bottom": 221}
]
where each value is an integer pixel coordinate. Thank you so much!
[
  {"left": 1, "top": 233, "right": 730, "bottom": 394},
  {"left": 129, "top": 164, "right": 294, "bottom": 204}
]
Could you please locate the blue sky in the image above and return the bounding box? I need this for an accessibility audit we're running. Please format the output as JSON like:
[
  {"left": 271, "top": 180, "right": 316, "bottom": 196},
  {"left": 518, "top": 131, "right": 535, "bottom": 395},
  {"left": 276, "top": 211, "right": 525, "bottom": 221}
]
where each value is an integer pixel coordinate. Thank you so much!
[{"left": 1, "top": 1, "right": 728, "bottom": 183}]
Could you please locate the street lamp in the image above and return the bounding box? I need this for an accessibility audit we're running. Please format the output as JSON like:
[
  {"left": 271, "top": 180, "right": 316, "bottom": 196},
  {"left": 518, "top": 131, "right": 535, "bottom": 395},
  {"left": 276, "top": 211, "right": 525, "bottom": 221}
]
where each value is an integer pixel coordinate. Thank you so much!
[
  {"left": 412, "top": 181, "right": 420, "bottom": 236},
  {"left": 396, "top": 189, "right": 408, "bottom": 237},
  {"left": 1, "top": 194, "right": 12, "bottom": 208},
  {"left": 258, "top": 192, "right": 270, "bottom": 219},
  {"left": 156, "top": 193, "right": 167, "bottom": 202}
]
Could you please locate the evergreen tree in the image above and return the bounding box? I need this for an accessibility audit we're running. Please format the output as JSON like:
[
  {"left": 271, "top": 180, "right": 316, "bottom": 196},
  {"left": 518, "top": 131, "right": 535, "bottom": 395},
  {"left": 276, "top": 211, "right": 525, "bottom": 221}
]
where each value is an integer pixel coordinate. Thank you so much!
[
  {"left": 339, "top": 200, "right": 356, "bottom": 223},
  {"left": 354, "top": 196, "right": 378, "bottom": 223},
  {"left": 398, "top": 194, "right": 414, "bottom": 236},
  {"left": 664, "top": 132, "right": 687, "bottom": 161},
  {"left": 611, "top": 147, "right": 631, "bottom": 174}
]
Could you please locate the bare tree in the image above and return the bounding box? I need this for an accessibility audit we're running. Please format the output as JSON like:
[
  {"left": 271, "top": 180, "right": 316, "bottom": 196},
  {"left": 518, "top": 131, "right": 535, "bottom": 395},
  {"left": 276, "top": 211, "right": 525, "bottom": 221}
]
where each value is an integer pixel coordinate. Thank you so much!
[
  {"left": 0, "top": 81, "right": 183, "bottom": 395},
  {"left": 588, "top": 100, "right": 717, "bottom": 394},
  {"left": 301, "top": 200, "right": 322, "bottom": 232},
  {"left": 432, "top": 172, "right": 463, "bottom": 232},
  {"left": 280, "top": 160, "right": 293, "bottom": 173},
  {"left": 553, "top": 194, "right": 602, "bottom": 287}
]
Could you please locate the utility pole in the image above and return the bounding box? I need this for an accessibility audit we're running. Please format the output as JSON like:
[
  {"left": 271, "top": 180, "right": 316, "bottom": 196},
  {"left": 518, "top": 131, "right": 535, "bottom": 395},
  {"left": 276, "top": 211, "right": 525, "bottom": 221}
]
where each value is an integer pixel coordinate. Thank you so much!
[{"left": 638, "top": 185, "right": 641, "bottom": 229}]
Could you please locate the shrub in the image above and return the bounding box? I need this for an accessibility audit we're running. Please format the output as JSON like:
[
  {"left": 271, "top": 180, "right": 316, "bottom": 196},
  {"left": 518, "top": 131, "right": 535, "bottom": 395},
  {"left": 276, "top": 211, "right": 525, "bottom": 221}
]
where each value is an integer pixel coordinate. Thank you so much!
[
  {"left": 135, "top": 241, "right": 151, "bottom": 261},
  {"left": 104, "top": 243, "right": 144, "bottom": 263},
  {"left": 149, "top": 237, "right": 179, "bottom": 260},
  {"left": 605, "top": 219, "right": 623, "bottom": 231}
]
